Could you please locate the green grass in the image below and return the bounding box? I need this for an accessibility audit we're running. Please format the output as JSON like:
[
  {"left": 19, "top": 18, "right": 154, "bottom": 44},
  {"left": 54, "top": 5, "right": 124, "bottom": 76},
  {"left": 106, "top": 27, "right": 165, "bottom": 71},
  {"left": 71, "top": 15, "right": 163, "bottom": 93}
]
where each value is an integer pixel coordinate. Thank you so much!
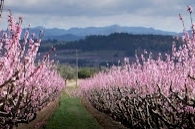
[{"left": 40, "top": 92, "right": 102, "bottom": 129}]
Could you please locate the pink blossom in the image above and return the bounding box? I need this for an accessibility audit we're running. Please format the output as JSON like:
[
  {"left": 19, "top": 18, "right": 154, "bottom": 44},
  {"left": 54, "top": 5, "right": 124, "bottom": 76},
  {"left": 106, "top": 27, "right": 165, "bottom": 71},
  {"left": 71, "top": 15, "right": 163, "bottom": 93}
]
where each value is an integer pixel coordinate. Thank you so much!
[
  {"left": 179, "top": 13, "right": 183, "bottom": 21},
  {"left": 187, "top": 5, "right": 193, "bottom": 13}
]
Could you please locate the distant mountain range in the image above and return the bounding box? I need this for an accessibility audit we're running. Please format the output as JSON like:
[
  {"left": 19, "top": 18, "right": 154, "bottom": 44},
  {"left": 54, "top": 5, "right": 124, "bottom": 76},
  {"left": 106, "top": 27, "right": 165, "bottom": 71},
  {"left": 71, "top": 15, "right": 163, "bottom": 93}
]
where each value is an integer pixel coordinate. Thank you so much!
[{"left": 23, "top": 25, "right": 180, "bottom": 41}]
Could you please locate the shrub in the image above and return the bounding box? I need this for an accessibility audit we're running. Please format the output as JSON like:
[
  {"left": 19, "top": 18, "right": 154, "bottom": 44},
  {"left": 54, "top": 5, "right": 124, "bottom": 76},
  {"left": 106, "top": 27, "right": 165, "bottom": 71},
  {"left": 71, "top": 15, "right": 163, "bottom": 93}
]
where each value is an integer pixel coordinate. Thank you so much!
[
  {"left": 57, "top": 64, "right": 76, "bottom": 80},
  {"left": 78, "top": 67, "right": 98, "bottom": 79}
]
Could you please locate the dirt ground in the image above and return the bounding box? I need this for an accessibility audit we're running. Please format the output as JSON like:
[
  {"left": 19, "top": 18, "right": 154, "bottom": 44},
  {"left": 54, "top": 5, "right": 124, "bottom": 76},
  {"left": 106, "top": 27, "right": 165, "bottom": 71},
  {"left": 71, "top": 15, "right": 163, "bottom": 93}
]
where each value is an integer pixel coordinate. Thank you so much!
[
  {"left": 14, "top": 98, "right": 59, "bottom": 129},
  {"left": 81, "top": 98, "right": 128, "bottom": 129}
]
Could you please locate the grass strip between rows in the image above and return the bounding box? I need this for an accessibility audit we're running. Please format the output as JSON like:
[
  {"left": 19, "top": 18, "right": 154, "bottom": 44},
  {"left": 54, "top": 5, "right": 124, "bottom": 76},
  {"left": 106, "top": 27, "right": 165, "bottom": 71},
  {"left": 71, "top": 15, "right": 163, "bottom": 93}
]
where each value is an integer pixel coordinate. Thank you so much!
[{"left": 40, "top": 92, "right": 102, "bottom": 129}]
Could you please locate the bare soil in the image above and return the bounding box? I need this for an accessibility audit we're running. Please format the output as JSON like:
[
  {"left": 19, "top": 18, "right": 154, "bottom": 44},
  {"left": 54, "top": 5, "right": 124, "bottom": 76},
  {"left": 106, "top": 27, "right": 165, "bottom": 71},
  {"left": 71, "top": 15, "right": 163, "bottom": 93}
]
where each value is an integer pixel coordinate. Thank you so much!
[
  {"left": 81, "top": 98, "right": 128, "bottom": 129},
  {"left": 14, "top": 98, "right": 59, "bottom": 129}
]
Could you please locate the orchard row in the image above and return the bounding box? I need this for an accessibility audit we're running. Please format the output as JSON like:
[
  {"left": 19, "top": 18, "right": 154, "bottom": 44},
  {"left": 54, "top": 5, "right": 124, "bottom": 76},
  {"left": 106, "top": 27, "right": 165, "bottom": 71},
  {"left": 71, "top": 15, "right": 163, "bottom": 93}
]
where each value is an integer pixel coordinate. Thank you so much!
[{"left": 80, "top": 6, "right": 195, "bottom": 129}]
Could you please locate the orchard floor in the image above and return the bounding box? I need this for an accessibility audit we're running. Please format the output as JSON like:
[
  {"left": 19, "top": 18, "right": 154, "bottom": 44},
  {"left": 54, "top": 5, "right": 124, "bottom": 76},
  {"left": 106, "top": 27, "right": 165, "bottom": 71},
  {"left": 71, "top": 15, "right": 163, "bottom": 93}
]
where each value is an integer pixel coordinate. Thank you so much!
[
  {"left": 16, "top": 80, "right": 128, "bottom": 129},
  {"left": 63, "top": 79, "right": 128, "bottom": 129},
  {"left": 81, "top": 98, "right": 128, "bottom": 129}
]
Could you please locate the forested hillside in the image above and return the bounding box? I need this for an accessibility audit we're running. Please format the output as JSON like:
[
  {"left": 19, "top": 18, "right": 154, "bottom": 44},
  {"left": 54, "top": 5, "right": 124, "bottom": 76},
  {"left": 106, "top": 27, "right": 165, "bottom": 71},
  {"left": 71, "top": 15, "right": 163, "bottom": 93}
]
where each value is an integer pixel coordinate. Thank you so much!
[{"left": 39, "top": 33, "right": 183, "bottom": 66}]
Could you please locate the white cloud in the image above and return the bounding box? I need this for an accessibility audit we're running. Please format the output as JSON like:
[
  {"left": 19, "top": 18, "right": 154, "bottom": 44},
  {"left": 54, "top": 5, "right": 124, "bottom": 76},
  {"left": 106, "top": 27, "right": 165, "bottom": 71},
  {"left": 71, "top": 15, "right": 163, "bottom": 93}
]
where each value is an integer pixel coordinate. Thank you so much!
[{"left": 0, "top": 0, "right": 194, "bottom": 32}]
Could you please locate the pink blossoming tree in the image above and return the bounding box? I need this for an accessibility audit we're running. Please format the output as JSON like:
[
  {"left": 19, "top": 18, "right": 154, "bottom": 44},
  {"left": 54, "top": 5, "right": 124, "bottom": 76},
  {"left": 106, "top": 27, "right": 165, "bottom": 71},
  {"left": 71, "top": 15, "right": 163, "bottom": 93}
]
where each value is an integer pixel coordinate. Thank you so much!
[{"left": 0, "top": 10, "right": 64, "bottom": 128}]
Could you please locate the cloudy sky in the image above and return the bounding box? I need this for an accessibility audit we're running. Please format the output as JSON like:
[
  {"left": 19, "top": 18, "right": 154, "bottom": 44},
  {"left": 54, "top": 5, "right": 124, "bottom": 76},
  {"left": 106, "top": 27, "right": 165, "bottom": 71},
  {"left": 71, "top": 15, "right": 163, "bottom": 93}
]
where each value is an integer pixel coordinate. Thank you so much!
[{"left": 1, "top": 0, "right": 195, "bottom": 32}]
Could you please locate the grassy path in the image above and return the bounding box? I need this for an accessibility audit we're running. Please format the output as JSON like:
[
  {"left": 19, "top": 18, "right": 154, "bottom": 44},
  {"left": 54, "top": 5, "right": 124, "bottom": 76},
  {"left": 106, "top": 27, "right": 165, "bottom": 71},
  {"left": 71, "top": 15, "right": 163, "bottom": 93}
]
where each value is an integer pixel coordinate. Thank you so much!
[{"left": 40, "top": 81, "right": 102, "bottom": 129}]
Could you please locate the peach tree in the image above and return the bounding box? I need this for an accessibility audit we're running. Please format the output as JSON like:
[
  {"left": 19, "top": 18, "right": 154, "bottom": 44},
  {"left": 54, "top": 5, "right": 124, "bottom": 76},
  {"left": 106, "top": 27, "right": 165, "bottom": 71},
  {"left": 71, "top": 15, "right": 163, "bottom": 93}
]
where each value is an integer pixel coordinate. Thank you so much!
[{"left": 0, "top": 10, "right": 65, "bottom": 128}]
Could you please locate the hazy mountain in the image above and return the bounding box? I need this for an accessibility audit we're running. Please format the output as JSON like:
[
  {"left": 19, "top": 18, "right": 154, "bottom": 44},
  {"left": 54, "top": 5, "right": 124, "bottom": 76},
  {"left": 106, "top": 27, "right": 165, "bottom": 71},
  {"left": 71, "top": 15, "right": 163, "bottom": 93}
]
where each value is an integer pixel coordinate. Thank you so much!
[
  {"left": 66, "top": 25, "right": 178, "bottom": 36},
  {"left": 24, "top": 25, "right": 179, "bottom": 41},
  {"left": 43, "top": 34, "right": 85, "bottom": 41}
]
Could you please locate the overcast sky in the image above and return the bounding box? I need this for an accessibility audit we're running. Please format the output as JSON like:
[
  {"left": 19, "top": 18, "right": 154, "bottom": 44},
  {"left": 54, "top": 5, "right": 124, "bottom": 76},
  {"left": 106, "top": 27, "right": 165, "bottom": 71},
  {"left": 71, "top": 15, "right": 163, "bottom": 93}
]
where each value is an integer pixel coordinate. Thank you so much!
[{"left": 0, "top": 0, "right": 195, "bottom": 32}]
